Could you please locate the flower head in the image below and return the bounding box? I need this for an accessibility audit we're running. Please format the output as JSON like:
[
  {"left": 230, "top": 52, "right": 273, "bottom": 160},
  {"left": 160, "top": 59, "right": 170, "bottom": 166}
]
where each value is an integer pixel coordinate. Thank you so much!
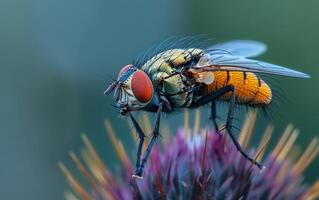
[{"left": 60, "top": 111, "right": 319, "bottom": 200}]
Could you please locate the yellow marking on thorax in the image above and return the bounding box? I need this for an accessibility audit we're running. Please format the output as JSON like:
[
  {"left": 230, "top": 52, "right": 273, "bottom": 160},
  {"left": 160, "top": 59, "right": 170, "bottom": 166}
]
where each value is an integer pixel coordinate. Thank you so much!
[
  {"left": 141, "top": 48, "right": 203, "bottom": 107},
  {"left": 206, "top": 71, "right": 272, "bottom": 105}
]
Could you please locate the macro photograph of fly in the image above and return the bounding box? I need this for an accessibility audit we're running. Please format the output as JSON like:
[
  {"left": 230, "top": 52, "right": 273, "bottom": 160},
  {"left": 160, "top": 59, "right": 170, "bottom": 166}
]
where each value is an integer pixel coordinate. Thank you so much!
[
  {"left": 104, "top": 39, "right": 310, "bottom": 178},
  {"left": 6, "top": 0, "right": 319, "bottom": 199}
]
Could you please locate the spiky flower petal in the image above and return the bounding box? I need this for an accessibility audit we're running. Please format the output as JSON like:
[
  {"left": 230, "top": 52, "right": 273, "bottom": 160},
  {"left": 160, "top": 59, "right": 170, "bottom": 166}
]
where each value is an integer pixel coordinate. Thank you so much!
[{"left": 60, "top": 111, "right": 319, "bottom": 200}]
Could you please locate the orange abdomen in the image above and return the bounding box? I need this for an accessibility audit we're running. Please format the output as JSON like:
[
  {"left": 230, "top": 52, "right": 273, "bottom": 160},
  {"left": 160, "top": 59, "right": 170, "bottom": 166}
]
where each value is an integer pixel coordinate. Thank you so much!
[{"left": 206, "top": 71, "right": 272, "bottom": 105}]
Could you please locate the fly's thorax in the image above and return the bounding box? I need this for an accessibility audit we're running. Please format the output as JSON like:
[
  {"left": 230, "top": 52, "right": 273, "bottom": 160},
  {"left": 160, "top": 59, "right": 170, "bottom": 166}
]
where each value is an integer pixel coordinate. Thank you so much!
[
  {"left": 139, "top": 48, "right": 203, "bottom": 107},
  {"left": 141, "top": 48, "right": 203, "bottom": 74},
  {"left": 152, "top": 71, "right": 191, "bottom": 107},
  {"left": 161, "top": 48, "right": 202, "bottom": 66}
]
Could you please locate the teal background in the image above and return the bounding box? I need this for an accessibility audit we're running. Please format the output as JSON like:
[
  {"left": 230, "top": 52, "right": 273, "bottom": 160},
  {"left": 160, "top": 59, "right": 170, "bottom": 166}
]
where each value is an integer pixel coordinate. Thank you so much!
[{"left": 1, "top": 0, "right": 318, "bottom": 199}]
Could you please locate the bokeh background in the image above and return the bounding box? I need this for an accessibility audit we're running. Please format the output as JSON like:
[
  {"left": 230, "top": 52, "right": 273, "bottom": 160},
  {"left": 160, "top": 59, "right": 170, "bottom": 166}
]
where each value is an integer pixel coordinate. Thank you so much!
[{"left": 1, "top": 0, "right": 318, "bottom": 199}]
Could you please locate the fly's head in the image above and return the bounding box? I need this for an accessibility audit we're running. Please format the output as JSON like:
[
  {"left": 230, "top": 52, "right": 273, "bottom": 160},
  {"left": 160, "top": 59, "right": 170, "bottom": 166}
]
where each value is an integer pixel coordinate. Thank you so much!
[{"left": 104, "top": 64, "right": 154, "bottom": 115}]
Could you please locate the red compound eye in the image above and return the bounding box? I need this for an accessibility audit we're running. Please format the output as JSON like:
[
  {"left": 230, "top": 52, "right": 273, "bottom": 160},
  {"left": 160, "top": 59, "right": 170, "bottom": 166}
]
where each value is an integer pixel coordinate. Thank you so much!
[
  {"left": 131, "top": 70, "right": 153, "bottom": 103},
  {"left": 118, "top": 64, "right": 133, "bottom": 78}
]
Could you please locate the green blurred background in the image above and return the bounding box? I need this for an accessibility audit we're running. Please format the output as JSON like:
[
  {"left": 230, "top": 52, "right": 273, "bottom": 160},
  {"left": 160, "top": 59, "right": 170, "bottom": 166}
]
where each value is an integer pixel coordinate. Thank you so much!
[{"left": 1, "top": 0, "right": 318, "bottom": 199}]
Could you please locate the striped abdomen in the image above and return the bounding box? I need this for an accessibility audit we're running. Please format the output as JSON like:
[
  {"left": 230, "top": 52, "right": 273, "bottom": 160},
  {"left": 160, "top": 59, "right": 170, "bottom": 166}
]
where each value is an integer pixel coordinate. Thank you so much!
[{"left": 205, "top": 71, "right": 272, "bottom": 105}]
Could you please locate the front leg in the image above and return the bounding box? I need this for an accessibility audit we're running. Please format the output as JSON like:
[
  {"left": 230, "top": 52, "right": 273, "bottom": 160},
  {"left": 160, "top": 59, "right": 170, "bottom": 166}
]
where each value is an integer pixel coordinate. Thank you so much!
[
  {"left": 129, "top": 113, "right": 145, "bottom": 174},
  {"left": 133, "top": 102, "right": 163, "bottom": 178}
]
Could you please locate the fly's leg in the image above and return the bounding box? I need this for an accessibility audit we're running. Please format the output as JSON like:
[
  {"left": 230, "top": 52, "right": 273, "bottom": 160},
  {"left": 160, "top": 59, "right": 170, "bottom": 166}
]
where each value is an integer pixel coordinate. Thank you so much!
[
  {"left": 129, "top": 113, "right": 145, "bottom": 174},
  {"left": 191, "top": 85, "right": 264, "bottom": 170},
  {"left": 133, "top": 102, "right": 163, "bottom": 178},
  {"left": 210, "top": 101, "right": 219, "bottom": 132},
  {"left": 224, "top": 88, "right": 264, "bottom": 170}
]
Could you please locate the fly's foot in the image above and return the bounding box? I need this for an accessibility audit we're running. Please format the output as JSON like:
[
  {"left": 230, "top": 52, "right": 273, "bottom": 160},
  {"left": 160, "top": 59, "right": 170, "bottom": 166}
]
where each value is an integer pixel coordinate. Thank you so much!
[
  {"left": 132, "top": 170, "right": 143, "bottom": 179},
  {"left": 254, "top": 161, "right": 265, "bottom": 171},
  {"left": 132, "top": 174, "right": 143, "bottom": 179},
  {"left": 259, "top": 166, "right": 267, "bottom": 173}
]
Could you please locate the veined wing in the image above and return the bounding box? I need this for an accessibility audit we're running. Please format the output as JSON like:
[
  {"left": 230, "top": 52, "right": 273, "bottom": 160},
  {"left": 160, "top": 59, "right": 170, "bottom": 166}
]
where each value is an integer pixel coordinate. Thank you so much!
[
  {"left": 207, "top": 40, "right": 267, "bottom": 58},
  {"left": 193, "top": 53, "right": 310, "bottom": 78}
]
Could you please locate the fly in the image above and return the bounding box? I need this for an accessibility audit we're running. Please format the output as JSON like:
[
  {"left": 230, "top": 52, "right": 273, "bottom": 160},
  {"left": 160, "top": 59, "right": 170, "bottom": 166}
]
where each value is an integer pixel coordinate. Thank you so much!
[{"left": 104, "top": 39, "right": 310, "bottom": 178}]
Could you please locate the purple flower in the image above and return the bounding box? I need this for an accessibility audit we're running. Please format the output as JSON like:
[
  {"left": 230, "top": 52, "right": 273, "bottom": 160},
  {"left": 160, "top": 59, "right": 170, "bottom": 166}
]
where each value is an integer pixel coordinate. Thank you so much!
[{"left": 60, "top": 111, "right": 319, "bottom": 200}]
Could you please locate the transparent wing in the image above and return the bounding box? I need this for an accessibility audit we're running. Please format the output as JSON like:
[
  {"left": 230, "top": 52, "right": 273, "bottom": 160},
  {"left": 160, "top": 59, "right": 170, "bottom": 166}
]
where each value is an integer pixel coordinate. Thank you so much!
[
  {"left": 207, "top": 40, "right": 267, "bottom": 58},
  {"left": 194, "top": 53, "right": 310, "bottom": 78}
]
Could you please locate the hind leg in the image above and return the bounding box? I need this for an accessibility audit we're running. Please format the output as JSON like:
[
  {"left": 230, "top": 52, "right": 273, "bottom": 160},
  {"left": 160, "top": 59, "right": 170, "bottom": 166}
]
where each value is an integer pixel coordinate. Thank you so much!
[
  {"left": 191, "top": 85, "right": 264, "bottom": 170},
  {"left": 209, "top": 100, "right": 219, "bottom": 132}
]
